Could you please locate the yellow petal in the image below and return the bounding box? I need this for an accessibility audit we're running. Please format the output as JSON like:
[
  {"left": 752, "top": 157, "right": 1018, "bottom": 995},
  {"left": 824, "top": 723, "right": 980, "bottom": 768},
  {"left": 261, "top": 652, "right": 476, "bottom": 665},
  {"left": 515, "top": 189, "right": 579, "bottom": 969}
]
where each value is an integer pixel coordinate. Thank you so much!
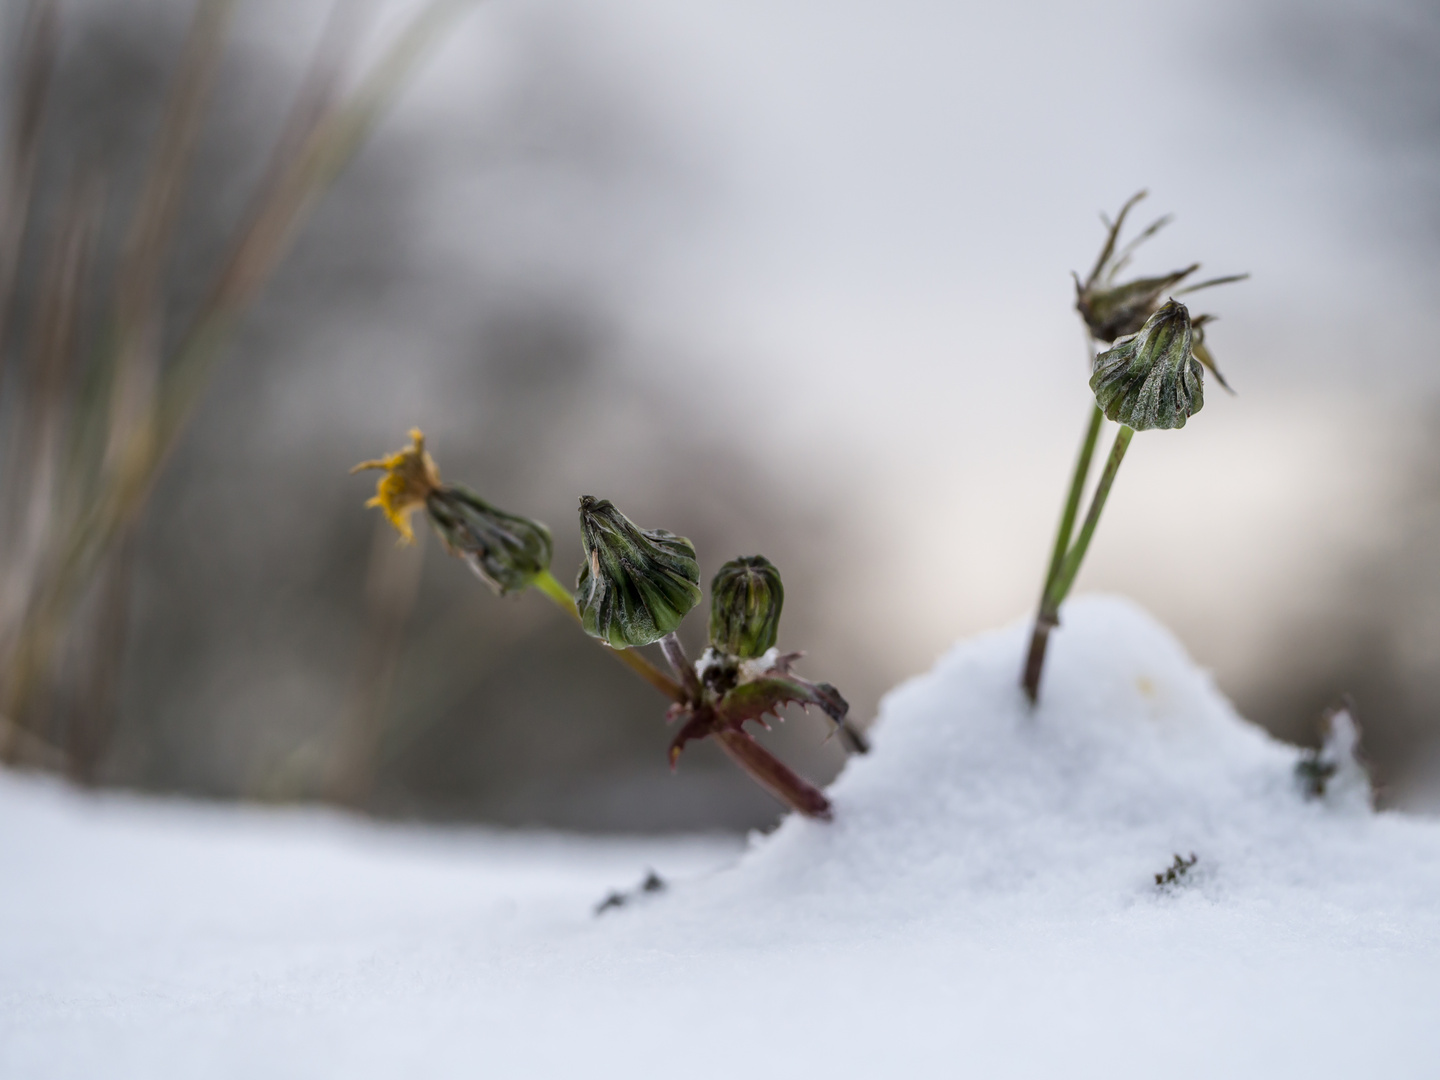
[{"left": 353, "top": 429, "right": 441, "bottom": 542}]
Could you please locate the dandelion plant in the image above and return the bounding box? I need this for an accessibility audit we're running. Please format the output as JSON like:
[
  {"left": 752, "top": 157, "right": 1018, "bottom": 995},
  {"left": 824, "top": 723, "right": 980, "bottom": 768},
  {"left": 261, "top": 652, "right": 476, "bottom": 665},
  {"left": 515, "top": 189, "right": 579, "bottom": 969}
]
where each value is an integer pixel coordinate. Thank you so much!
[
  {"left": 1021, "top": 193, "right": 1246, "bottom": 703},
  {"left": 354, "top": 430, "right": 858, "bottom": 820}
]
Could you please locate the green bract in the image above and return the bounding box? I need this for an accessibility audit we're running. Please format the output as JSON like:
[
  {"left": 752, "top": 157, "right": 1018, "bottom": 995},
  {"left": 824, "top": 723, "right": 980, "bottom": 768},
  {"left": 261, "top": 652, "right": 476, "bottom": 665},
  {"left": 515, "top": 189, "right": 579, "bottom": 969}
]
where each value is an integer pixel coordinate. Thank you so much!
[
  {"left": 1090, "top": 299, "right": 1203, "bottom": 431},
  {"left": 425, "top": 485, "right": 553, "bottom": 596},
  {"left": 1189, "top": 313, "right": 1232, "bottom": 392},
  {"left": 575, "top": 496, "right": 701, "bottom": 649},
  {"left": 709, "top": 556, "right": 784, "bottom": 658}
]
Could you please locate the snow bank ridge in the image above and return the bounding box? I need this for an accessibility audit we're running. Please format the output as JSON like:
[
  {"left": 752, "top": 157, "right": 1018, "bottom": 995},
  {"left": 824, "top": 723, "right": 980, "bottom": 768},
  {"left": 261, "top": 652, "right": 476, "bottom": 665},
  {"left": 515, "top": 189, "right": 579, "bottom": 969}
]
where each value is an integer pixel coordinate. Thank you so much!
[{"left": 726, "top": 596, "right": 1440, "bottom": 932}]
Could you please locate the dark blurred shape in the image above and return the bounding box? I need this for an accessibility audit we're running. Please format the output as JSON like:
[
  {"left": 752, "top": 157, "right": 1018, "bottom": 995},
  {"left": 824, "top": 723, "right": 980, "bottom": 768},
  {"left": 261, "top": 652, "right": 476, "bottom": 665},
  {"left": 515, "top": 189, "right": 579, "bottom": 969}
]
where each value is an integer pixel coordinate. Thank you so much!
[
  {"left": 1251, "top": 0, "right": 1440, "bottom": 251},
  {"left": 1238, "top": 412, "right": 1440, "bottom": 808},
  {"left": 1227, "top": 0, "right": 1440, "bottom": 803},
  {"left": 0, "top": 0, "right": 466, "bottom": 779}
]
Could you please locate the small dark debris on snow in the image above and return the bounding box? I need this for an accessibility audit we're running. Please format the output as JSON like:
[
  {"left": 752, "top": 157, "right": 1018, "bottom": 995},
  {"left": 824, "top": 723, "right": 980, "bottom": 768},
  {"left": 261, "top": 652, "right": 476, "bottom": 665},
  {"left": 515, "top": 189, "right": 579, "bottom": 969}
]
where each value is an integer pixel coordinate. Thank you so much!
[
  {"left": 1154, "top": 852, "right": 1198, "bottom": 887},
  {"left": 1296, "top": 755, "right": 1339, "bottom": 799},
  {"left": 594, "top": 870, "right": 666, "bottom": 915}
]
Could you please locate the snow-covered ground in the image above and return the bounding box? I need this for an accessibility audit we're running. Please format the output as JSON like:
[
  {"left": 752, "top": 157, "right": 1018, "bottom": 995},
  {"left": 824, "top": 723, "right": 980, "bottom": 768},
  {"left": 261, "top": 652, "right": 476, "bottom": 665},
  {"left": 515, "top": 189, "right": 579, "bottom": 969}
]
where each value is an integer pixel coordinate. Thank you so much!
[{"left": 5, "top": 597, "right": 1439, "bottom": 1078}]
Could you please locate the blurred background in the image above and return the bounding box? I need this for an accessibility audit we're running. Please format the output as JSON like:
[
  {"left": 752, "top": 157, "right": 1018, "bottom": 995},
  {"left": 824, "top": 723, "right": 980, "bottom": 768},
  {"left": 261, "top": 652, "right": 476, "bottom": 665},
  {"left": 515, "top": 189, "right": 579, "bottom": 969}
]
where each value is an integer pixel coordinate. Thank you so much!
[{"left": 0, "top": 0, "right": 1437, "bottom": 830}]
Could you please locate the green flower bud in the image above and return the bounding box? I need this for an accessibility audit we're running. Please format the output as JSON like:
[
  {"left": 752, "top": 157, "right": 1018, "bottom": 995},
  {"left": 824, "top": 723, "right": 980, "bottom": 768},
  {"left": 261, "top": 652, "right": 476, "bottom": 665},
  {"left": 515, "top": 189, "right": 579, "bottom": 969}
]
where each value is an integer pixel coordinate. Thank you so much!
[
  {"left": 575, "top": 496, "right": 701, "bottom": 649},
  {"left": 1090, "top": 298, "right": 1203, "bottom": 431},
  {"left": 425, "top": 484, "right": 553, "bottom": 596},
  {"left": 709, "top": 556, "right": 783, "bottom": 659}
]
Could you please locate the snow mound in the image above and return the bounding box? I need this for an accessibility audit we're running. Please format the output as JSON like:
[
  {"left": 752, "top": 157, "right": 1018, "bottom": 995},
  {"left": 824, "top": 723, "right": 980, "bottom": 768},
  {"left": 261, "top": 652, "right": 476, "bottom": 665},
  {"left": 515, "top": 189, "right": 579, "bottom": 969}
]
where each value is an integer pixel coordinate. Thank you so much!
[
  {"left": 5, "top": 596, "right": 1440, "bottom": 1079},
  {"left": 708, "top": 595, "right": 1440, "bottom": 939}
]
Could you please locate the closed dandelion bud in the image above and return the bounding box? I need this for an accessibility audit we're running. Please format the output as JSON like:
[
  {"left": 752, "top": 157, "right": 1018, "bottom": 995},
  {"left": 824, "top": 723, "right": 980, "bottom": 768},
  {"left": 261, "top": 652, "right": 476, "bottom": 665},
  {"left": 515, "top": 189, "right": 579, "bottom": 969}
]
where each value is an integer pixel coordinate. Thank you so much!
[
  {"left": 426, "top": 485, "right": 553, "bottom": 596},
  {"left": 1090, "top": 298, "right": 1203, "bottom": 431},
  {"left": 709, "top": 556, "right": 783, "bottom": 658},
  {"left": 575, "top": 496, "right": 701, "bottom": 649}
]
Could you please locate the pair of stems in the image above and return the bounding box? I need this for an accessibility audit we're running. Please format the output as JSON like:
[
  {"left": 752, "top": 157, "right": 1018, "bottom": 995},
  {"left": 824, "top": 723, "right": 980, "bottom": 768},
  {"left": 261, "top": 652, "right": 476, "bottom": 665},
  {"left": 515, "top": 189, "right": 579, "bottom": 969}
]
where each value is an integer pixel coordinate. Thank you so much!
[
  {"left": 531, "top": 569, "right": 834, "bottom": 819},
  {"left": 1021, "top": 405, "right": 1134, "bottom": 703}
]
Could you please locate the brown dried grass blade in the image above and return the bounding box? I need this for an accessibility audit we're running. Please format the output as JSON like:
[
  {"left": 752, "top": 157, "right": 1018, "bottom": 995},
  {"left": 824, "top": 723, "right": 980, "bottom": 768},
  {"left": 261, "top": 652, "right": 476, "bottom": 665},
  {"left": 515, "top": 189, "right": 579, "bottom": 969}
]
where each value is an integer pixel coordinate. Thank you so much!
[
  {"left": 0, "top": 0, "right": 58, "bottom": 386},
  {"left": 0, "top": 176, "right": 100, "bottom": 745},
  {"left": 156, "top": 0, "right": 474, "bottom": 450},
  {"left": 27, "top": 0, "right": 475, "bottom": 682},
  {"left": 104, "top": 0, "right": 236, "bottom": 477}
]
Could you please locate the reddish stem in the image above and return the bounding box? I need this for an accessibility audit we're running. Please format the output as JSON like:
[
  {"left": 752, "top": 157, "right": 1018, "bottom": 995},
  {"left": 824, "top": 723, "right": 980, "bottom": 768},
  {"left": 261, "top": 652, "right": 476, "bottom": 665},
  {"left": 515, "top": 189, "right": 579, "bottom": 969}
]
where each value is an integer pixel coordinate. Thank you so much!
[
  {"left": 1021, "top": 614, "right": 1055, "bottom": 704},
  {"left": 715, "top": 729, "right": 833, "bottom": 820}
]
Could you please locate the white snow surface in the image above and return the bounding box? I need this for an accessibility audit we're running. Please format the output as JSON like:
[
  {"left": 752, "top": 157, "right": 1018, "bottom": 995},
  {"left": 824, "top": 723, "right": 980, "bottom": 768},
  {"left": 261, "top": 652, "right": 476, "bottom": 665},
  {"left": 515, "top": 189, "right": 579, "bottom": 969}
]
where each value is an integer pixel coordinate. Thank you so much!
[{"left": 5, "top": 596, "right": 1440, "bottom": 1078}]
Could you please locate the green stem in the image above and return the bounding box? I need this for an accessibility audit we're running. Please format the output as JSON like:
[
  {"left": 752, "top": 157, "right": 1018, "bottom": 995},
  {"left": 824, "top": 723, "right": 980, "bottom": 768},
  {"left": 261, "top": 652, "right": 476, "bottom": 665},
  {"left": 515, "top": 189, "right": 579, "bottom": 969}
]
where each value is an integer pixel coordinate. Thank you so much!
[
  {"left": 1041, "top": 404, "right": 1104, "bottom": 601},
  {"left": 1045, "top": 424, "right": 1133, "bottom": 609},
  {"left": 532, "top": 566, "right": 580, "bottom": 615},
  {"left": 1023, "top": 421, "right": 1134, "bottom": 703},
  {"left": 1022, "top": 402, "right": 1102, "bottom": 704},
  {"left": 532, "top": 569, "right": 682, "bottom": 702}
]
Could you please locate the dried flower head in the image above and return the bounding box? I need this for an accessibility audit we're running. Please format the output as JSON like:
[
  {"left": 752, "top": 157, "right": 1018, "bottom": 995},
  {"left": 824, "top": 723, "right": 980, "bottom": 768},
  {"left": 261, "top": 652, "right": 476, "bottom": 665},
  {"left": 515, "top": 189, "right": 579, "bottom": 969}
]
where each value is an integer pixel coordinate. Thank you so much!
[
  {"left": 426, "top": 485, "right": 553, "bottom": 596},
  {"left": 1090, "top": 298, "right": 1203, "bottom": 430},
  {"left": 1075, "top": 190, "right": 1247, "bottom": 344},
  {"left": 575, "top": 496, "right": 701, "bottom": 649},
  {"left": 709, "top": 556, "right": 784, "bottom": 659},
  {"left": 351, "top": 428, "right": 441, "bottom": 543}
]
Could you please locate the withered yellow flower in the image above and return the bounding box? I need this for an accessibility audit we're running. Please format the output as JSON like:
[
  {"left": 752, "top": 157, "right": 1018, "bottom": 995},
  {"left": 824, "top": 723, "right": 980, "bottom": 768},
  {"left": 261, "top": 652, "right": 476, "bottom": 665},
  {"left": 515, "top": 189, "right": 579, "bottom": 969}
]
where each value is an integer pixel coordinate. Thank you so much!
[{"left": 351, "top": 428, "right": 441, "bottom": 543}]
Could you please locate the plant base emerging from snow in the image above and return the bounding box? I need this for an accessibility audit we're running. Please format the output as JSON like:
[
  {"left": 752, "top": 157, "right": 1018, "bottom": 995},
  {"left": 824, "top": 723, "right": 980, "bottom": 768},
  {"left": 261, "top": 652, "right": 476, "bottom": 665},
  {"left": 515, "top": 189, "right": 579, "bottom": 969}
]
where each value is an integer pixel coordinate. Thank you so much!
[
  {"left": 1296, "top": 696, "right": 1369, "bottom": 804},
  {"left": 1022, "top": 193, "right": 1247, "bottom": 704},
  {"left": 664, "top": 645, "right": 848, "bottom": 817},
  {"left": 354, "top": 432, "right": 858, "bottom": 821}
]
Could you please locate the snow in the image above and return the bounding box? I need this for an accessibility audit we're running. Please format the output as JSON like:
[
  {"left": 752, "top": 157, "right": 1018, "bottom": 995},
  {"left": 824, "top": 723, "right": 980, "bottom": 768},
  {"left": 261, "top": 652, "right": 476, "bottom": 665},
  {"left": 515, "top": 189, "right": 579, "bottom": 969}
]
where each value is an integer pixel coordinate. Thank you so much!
[{"left": 5, "top": 596, "right": 1440, "bottom": 1079}]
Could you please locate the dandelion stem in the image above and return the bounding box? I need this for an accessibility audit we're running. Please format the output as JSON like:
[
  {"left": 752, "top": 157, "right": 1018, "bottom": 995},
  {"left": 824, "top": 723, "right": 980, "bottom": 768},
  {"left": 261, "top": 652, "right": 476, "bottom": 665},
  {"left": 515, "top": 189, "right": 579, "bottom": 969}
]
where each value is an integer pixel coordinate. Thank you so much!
[
  {"left": 532, "top": 569, "right": 682, "bottom": 702},
  {"left": 1041, "top": 404, "right": 1104, "bottom": 602},
  {"left": 1047, "top": 424, "right": 1133, "bottom": 607},
  {"left": 1022, "top": 401, "right": 1102, "bottom": 704},
  {"left": 715, "top": 729, "right": 833, "bottom": 820},
  {"left": 1022, "top": 422, "right": 1134, "bottom": 702},
  {"left": 532, "top": 566, "right": 579, "bottom": 614}
]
